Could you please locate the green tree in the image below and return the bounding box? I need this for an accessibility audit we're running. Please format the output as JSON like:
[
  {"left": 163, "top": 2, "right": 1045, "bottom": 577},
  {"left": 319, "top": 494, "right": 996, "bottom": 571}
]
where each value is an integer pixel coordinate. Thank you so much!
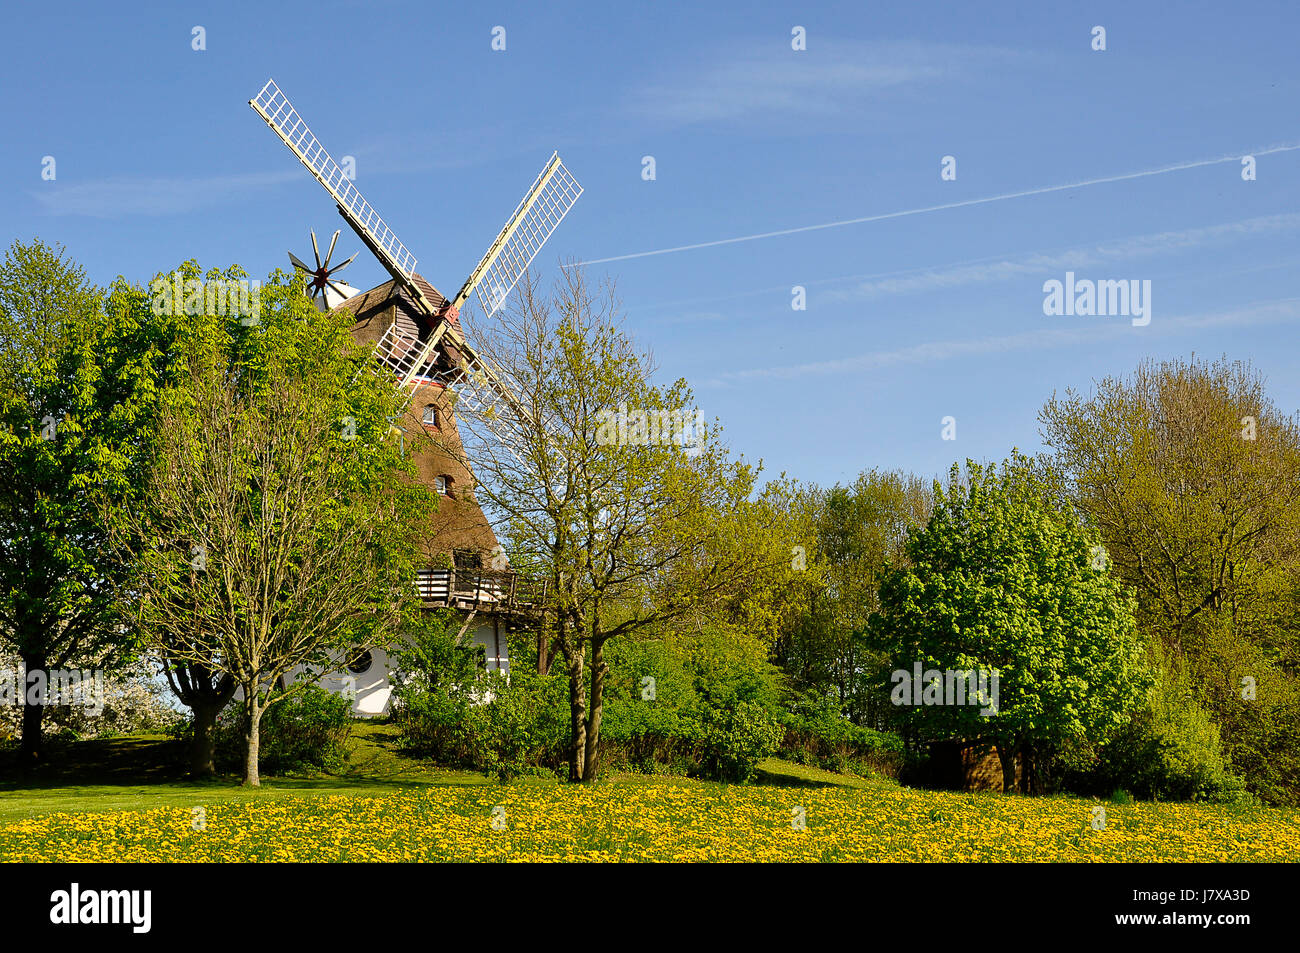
[
  {"left": 774, "top": 469, "right": 931, "bottom": 725},
  {"left": 0, "top": 240, "right": 171, "bottom": 761},
  {"left": 123, "top": 264, "right": 434, "bottom": 785},
  {"left": 1039, "top": 355, "right": 1300, "bottom": 803},
  {"left": 870, "top": 454, "right": 1148, "bottom": 793},
  {"left": 455, "top": 268, "right": 770, "bottom": 782}
]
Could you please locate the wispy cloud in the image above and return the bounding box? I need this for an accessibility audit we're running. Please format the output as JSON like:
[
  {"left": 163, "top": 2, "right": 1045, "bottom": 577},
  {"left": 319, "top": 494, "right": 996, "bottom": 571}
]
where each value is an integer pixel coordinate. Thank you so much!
[
  {"left": 822, "top": 212, "right": 1300, "bottom": 302},
  {"left": 628, "top": 40, "right": 1021, "bottom": 125},
  {"left": 32, "top": 169, "right": 302, "bottom": 218},
  {"left": 709, "top": 297, "right": 1300, "bottom": 385},
  {"left": 631, "top": 212, "right": 1300, "bottom": 318},
  {"left": 573, "top": 143, "right": 1300, "bottom": 267}
]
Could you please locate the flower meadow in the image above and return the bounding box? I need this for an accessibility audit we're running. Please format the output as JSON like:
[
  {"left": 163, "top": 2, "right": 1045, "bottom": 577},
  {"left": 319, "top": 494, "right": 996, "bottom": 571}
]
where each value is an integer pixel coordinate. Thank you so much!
[{"left": 2, "top": 778, "right": 1297, "bottom": 863}]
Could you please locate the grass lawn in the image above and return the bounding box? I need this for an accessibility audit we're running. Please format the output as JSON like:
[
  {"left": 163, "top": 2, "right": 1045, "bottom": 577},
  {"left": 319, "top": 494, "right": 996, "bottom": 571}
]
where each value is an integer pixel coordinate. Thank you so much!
[
  {"left": 1, "top": 724, "right": 1297, "bottom": 862},
  {"left": 0, "top": 722, "right": 487, "bottom": 826}
]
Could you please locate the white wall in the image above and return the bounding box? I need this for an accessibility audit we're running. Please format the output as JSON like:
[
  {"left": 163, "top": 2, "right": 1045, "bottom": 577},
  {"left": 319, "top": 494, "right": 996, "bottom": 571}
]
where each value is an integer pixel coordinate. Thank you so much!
[{"left": 288, "top": 614, "right": 509, "bottom": 716}]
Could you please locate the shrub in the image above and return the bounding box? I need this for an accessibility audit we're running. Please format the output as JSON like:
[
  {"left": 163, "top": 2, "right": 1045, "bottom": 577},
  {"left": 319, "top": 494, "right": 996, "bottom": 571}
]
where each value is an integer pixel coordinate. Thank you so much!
[
  {"left": 475, "top": 669, "right": 570, "bottom": 780},
  {"left": 599, "top": 699, "right": 703, "bottom": 776},
  {"left": 1070, "top": 658, "right": 1249, "bottom": 804},
  {"left": 777, "top": 692, "right": 905, "bottom": 777},
  {"left": 208, "top": 683, "right": 354, "bottom": 775},
  {"left": 391, "top": 668, "right": 569, "bottom": 781},
  {"left": 393, "top": 620, "right": 807, "bottom": 784},
  {"left": 391, "top": 686, "right": 486, "bottom": 766},
  {"left": 0, "top": 649, "right": 183, "bottom": 743},
  {"left": 698, "top": 701, "right": 785, "bottom": 782}
]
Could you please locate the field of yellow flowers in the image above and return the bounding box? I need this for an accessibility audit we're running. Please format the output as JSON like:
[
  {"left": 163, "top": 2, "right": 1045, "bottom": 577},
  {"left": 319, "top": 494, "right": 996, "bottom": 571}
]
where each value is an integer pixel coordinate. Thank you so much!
[{"left": 2, "top": 775, "right": 1297, "bottom": 862}]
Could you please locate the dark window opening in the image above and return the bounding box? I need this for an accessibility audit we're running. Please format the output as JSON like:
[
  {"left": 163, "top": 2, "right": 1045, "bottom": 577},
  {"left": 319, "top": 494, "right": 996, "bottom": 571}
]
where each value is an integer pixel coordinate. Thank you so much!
[{"left": 453, "top": 549, "right": 483, "bottom": 570}]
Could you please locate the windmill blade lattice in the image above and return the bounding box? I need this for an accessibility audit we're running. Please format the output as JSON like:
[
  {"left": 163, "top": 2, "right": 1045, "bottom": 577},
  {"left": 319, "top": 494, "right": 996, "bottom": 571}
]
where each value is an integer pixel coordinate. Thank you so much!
[
  {"left": 451, "top": 153, "right": 583, "bottom": 318},
  {"left": 251, "top": 80, "right": 424, "bottom": 298},
  {"left": 251, "top": 78, "right": 581, "bottom": 466}
]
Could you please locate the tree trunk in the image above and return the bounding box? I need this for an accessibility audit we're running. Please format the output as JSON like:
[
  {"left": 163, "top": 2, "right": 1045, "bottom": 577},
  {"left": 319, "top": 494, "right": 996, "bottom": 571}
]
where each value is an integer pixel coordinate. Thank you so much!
[
  {"left": 243, "top": 688, "right": 263, "bottom": 787},
  {"left": 565, "top": 648, "right": 586, "bottom": 782},
  {"left": 582, "top": 640, "right": 608, "bottom": 783},
  {"left": 1019, "top": 746, "right": 1035, "bottom": 795},
  {"left": 996, "top": 742, "right": 1018, "bottom": 794},
  {"left": 191, "top": 701, "right": 221, "bottom": 777},
  {"left": 19, "top": 653, "right": 47, "bottom": 763},
  {"left": 537, "top": 619, "right": 551, "bottom": 676}
]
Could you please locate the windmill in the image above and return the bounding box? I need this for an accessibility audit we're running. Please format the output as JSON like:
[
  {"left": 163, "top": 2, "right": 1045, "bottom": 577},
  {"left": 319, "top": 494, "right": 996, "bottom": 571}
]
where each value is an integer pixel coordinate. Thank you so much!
[
  {"left": 250, "top": 79, "right": 578, "bottom": 714},
  {"left": 249, "top": 79, "right": 582, "bottom": 462},
  {"left": 289, "top": 229, "right": 360, "bottom": 311}
]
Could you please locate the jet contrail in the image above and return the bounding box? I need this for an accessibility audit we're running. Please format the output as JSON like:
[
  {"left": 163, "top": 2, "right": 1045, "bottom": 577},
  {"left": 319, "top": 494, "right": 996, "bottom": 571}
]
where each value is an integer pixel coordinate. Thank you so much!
[{"left": 565, "top": 143, "right": 1300, "bottom": 267}]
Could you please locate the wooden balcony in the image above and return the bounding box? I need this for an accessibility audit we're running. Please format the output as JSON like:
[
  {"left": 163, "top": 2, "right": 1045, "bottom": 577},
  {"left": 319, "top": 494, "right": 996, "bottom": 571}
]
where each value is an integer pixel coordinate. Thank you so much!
[{"left": 415, "top": 568, "right": 547, "bottom": 614}]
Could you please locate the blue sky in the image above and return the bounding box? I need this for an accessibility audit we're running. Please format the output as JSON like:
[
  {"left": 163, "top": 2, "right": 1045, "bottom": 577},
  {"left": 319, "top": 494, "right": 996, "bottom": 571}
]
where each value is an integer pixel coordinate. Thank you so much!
[{"left": 5, "top": 0, "right": 1300, "bottom": 489}]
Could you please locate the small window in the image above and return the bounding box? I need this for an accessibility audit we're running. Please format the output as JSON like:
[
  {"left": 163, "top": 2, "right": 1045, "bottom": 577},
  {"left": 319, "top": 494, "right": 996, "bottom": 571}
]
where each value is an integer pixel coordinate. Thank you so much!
[
  {"left": 346, "top": 648, "right": 373, "bottom": 675},
  {"left": 434, "top": 475, "right": 449, "bottom": 495},
  {"left": 422, "top": 404, "right": 438, "bottom": 427}
]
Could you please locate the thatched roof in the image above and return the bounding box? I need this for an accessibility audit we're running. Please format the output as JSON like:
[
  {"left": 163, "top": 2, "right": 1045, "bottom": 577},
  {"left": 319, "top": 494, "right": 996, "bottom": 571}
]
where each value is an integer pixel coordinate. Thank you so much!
[{"left": 339, "top": 278, "right": 501, "bottom": 563}]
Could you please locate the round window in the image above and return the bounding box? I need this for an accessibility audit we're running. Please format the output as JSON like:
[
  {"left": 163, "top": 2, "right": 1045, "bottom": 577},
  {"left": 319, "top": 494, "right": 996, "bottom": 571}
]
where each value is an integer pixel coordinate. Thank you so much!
[{"left": 346, "top": 648, "right": 374, "bottom": 675}]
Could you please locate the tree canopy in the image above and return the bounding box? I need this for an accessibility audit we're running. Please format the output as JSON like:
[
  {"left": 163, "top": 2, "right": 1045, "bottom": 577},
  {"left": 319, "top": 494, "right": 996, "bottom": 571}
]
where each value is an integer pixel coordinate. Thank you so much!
[
  {"left": 0, "top": 239, "right": 179, "bottom": 759},
  {"left": 870, "top": 454, "right": 1148, "bottom": 792},
  {"left": 123, "top": 262, "right": 435, "bottom": 785}
]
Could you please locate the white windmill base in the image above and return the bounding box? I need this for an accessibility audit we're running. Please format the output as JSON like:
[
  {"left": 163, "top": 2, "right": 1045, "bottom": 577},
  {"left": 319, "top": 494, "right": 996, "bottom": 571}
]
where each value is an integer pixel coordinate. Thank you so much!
[{"left": 283, "top": 612, "right": 510, "bottom": 716}]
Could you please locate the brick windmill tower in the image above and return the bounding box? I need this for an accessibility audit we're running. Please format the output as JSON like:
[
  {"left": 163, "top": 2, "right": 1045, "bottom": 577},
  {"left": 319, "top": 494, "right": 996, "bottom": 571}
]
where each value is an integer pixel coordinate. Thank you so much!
[{"left": 250, "top": 80, "right": 581, "bottom": 713}]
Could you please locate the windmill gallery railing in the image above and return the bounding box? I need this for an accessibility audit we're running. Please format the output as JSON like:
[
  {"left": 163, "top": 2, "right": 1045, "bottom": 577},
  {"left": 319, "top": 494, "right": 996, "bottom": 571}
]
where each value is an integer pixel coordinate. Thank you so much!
[{"left": 415, "top": 568, "right": 548, "bottom": 614}]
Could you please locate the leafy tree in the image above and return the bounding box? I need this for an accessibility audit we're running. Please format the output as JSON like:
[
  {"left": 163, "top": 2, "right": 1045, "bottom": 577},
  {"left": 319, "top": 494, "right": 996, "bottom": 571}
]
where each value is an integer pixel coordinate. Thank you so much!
[
  {"left": 1039, "top": 355, "right": 1300, "bottom": 803},
  {"left": 701, "top": 474, "right": 824, "bottom": 654},
  {"left": 123, "top": 265, "right": 434, "bottom": 785},
  {"left": 869, "top": 454, "right": 1148, "bottom": 793},
  {"left": 452, "top": 267, "right": 770, "bottom": 782},
  {"left": 775, "top": 469, "right": 931, "bottom": 725},
  {"left": 1073, "top": 642, "right": 1245, "bottom": 802},
  {"left": 0, "top": 240, "right": 172, "bottom": 761}
]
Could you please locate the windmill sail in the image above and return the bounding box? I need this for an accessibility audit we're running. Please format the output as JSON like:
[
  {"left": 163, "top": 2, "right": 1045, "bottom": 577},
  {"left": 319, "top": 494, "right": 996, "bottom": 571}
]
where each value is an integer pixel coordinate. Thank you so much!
[
  {"left": 447, "top": 362, "right": 530, "bottom": 464},
  {"left": 450, "top": 152, "right": 583, "bottom": 318},
  {"left": 249, "top": 79, "right": 440, "bottom": 316},
  {"left": 440, "top": 152, "right": 582, "bottom": 463},
  {"left": 250, "top": 79, "right": 579, "bottom": 463}
]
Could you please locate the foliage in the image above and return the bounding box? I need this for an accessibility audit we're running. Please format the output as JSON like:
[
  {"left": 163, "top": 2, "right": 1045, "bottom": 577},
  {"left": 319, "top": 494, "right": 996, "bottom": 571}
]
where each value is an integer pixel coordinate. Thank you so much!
[
  {"left": 1063, "top": 649, "right": 1251, "bottom": 804},
  {"left": 776, "top": 692, "right": 905, "bottom": 777},
  {"left": 393, "top": 618, "right": 790, "bottom": 783},
  {"left": 598, "top": 621, "right": 786, "bottom": 781},
  {"left": 697, "top": 701, "right": 785, "bottom": 782},
  {"left": 389, "top": 614, "right": 569, "bottom": 780},
  {"left": 387, "top": 608, "right": 483, "bottom": 695},
  {"left": 0, "top": 240, "right": 176, "bottom": 757},
  {"left": 869, "top": 453, "right": 1149, "bottom": 793},
  {"left": 773, "top": 469, "right": 932, "bottom": 726},
  {"left": 1039, "top": 355, "right": 1300, "bottom": 803},
  {"left": 199, "top": 684, "right": 354, "bottom": 775},
  {"left": 0, "top": 647, "right": 181, "bottom": 743},
  {"left": 455, "top": 267, "right": 773, "bottom": 782},
  {"left": 122, "top": 262, "right": 435, "bottom": 785},
  {"left": 391, "top": 669, "right": 569, "bottom": 781}
]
